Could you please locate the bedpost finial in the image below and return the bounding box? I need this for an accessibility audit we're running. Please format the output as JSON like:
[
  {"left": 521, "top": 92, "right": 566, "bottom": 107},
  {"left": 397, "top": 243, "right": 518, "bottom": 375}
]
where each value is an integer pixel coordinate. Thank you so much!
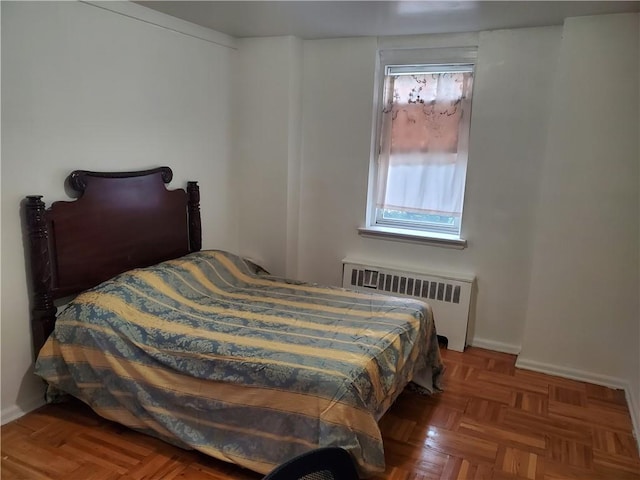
[
  {"left": 25, "top": 195, "right": 47, "bottom": 239},
  {"left": 69, "top": 171, "right": 88, "bottom": 193},
  {"left": 187, "top": 182, "right": 202, "bottom": 252},
  {"left": 160, "top": 167, "right": 173, "bottom": 184}
]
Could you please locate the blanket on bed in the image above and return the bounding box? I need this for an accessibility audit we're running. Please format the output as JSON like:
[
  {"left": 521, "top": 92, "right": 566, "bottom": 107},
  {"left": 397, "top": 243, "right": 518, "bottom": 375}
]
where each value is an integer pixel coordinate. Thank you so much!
[{"left": 35, "top": 250, "right": 443, "bottom": 476}]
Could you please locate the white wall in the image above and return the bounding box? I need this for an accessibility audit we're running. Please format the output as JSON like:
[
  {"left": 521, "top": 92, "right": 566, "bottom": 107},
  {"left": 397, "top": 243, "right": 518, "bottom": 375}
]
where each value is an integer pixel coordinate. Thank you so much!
[
  {"left": 232, "top": 36, "right": 302, "bottom": 277},
  {"left": 519, "top": 13, "right": 639, "bottom": 420},
  {"left": 298, "top": 36, "right": 378, "bottom": 282},
  {"left": 296, "top": 28, "right": 561, "bottom": 353},
  {"left": 1, "top": 1, "right": 238, "bottom": 422}
]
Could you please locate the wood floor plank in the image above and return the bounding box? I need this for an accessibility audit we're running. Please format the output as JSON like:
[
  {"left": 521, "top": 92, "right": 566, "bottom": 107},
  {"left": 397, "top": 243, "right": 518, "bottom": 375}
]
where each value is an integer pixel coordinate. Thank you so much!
[
  {"left": 2, "top": 439, "right": 81, "bottom": 477},
  {"left": 442, "top": 377, "right": 513, "bottom": 405},
  {"left": 413, "top": 404, "right": 461, "bottom": 431},
  {"left": 548, "top": 401, "right": 634, "bottom": 431},
  {"left": 457, "top": 417, "right": 546, "bottom": 453},
  {"left": 543, "top": 459, "right": 611, "bottom": 480},
  {"left": 379, "top": 414, "right": 417, "bottom": 442},
  {"left": 58, "top": 442, "right": 132, "bottom": 475},
  {"left": 592, "top": 449, "right": 640, "bottom": 475},
  {"left": 441, "top": 456, "right": 494, "bottom": 480},
  {"left": 476, "top": 371, "right": 549, "bottom": 396},
  {"left": 0, "top": 456, "right": 59, "bottom": 480},
  {"left": 65, "top": 462, "right": 121, "bottom": 480},
  {"left": 592, "top": 426, "right": 640, "bottom": 459},
  {"left": 549, "top": 385, "right": 586, "bottom": 407},
  {"left": 500, "top": 406, "right": 594, "bottom": 442},
  {"left": 511, "top": 369, "right": 591, "bottom": 394},
  {"left": 510, "top": 391, "right": 548, "bottom": 415},
  {"left": 494, "top": 445, "right": 542, "bottom": 480},
  {"left": 585, "top": 383, "right": 627, "bottom": 402},
  {"left": 420, "top": 426, "right": 500, "bottom": 464},
  {"left": 546, "top": 436, "right": 593, "bottom": 468},
  {"left": 379, "top": 437, "right": 449, "bottom": 478},
  {"left": 125, "top": 453, "right": 186, "bottom": 480},
  {"left": 2, "top": 347, "right": 638, "bottom": 479},
  {"left": 78, "top": 428, "right": 156, "bottom": 458},
  {"left": 464, "top": 398, "right": 506, "bottom": 423}
]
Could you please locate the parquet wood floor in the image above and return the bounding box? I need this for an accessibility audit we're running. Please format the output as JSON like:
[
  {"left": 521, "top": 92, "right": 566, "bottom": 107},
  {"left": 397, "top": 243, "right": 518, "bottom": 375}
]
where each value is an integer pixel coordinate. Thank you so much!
[{"left": 2, "top": 347, "right": 639, "bottom": 479}]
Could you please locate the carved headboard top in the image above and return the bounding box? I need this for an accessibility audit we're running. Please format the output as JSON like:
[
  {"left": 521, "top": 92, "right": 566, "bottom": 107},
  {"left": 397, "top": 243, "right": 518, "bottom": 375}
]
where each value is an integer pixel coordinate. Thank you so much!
[{"left": 24, "top": 166, "right": 202, "bottom": 356}]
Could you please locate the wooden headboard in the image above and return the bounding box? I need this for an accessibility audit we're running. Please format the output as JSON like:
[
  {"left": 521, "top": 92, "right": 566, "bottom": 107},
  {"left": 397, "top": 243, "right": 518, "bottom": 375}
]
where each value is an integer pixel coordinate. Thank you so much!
[{"left": 24, "top": 166, "right": 202, "bottom": 357}]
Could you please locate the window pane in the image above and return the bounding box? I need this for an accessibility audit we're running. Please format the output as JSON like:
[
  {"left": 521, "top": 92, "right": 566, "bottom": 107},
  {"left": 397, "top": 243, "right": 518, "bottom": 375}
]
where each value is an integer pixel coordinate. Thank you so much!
[
  {"left": 381, "top": 209, "right": 456, "bottom": 226},
  {"left": 375, "top": 66, "right": 473, "bottom": 235},
  {"left": 389, "top": 73, "right": 466, "bottom": 155}
]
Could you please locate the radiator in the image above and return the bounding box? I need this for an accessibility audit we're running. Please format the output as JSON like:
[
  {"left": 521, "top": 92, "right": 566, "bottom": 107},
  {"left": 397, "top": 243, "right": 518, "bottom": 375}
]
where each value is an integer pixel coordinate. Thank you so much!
[{"left": 342, "top": 259, "right": 475, "bottom": 352}]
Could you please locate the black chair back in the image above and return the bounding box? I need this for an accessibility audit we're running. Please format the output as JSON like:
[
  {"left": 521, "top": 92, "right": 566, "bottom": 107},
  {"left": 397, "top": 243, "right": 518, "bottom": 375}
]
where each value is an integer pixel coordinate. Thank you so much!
[{"left": 262, "top": 447, "right": 360, "bottom": 480}]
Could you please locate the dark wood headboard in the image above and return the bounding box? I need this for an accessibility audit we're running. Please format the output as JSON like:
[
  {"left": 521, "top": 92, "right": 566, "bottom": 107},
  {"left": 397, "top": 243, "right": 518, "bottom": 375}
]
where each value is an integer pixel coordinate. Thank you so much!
[{"left": 23, "top": 166, "right": 202, "bottom": 357}]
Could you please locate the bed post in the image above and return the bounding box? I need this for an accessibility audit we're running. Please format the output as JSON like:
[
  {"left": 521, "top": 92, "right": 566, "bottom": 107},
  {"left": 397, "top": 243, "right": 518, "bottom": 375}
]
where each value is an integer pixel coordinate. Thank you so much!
[
  {"left": 187, "top": 181, "right": 202, "bottom": 252},
  {"left": 25, "top": 195, "right": 57, "bottom": 358}
]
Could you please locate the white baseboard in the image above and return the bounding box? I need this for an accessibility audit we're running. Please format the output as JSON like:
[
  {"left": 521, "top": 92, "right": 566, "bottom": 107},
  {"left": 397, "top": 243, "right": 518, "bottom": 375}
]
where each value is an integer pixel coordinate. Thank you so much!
[
  {"left": 468, "top": 337, "right": 521, "bottom": 355},
  {"left": 514, "top": 357, "right": 628, "bottom": 389},
  {"left": 1, "top": 395, "right": 45, "bottom": 426}
]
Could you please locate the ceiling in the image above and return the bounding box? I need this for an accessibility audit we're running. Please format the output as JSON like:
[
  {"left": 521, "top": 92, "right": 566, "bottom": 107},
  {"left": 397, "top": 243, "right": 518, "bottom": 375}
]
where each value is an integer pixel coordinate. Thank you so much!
[{"left": 136, "top": 1, "right": 640, "bottom": 39}]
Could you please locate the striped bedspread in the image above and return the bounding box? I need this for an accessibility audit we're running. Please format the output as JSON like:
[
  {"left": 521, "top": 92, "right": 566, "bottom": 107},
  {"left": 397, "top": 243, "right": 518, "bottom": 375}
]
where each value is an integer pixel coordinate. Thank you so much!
[{"left": 35, "top": 250, "right": 443, "bottom": 476}]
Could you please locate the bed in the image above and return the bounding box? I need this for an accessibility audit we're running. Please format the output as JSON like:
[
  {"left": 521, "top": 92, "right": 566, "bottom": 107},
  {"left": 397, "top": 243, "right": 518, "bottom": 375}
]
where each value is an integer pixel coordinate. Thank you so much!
[{"left": 24, "top": 167, "right": 443, "bottom": 477}]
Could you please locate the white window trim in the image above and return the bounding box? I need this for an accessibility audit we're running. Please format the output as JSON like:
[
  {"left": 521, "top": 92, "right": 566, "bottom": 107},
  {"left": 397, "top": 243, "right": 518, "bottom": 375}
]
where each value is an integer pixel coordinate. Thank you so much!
[
  {"left": 358, "top": 225, "right": 467, "bottom": 249},
  {"left": 363, "top": 46, "right": 477, "bottom": 249}
]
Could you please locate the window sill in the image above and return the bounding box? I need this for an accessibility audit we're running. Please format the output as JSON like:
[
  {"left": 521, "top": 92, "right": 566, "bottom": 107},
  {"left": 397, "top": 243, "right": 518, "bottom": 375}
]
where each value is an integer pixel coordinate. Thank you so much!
[{"left": 358, "top": 226, "right": 467, "bottom": 249}]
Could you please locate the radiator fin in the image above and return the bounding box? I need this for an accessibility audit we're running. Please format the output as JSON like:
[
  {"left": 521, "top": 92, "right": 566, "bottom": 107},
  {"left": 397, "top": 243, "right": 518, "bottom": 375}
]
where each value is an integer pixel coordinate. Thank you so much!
[
  {"left": 348, "top": 268, "right": 462, "bottom": 305},
  {"left": 342, "top": 261, "right": 475, "bottom": 352}
]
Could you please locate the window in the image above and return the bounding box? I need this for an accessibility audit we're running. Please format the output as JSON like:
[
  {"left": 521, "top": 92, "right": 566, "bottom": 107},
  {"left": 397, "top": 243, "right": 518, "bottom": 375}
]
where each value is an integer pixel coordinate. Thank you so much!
[{"left": 364, "top": 48, "right": 476, "bottom": 246}]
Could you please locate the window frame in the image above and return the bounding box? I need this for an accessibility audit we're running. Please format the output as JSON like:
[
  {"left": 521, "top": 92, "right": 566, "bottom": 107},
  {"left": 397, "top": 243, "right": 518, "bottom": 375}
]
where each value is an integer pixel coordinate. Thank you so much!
[{"left": 363, "top": 47, "right": 477, "bottom": 248}]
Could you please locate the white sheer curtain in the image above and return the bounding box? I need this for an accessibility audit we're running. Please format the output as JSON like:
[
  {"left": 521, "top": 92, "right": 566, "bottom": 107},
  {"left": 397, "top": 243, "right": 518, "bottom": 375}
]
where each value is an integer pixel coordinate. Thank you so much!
[{"left": 376, "top": 71, "right": 474, "bottom": 219}]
